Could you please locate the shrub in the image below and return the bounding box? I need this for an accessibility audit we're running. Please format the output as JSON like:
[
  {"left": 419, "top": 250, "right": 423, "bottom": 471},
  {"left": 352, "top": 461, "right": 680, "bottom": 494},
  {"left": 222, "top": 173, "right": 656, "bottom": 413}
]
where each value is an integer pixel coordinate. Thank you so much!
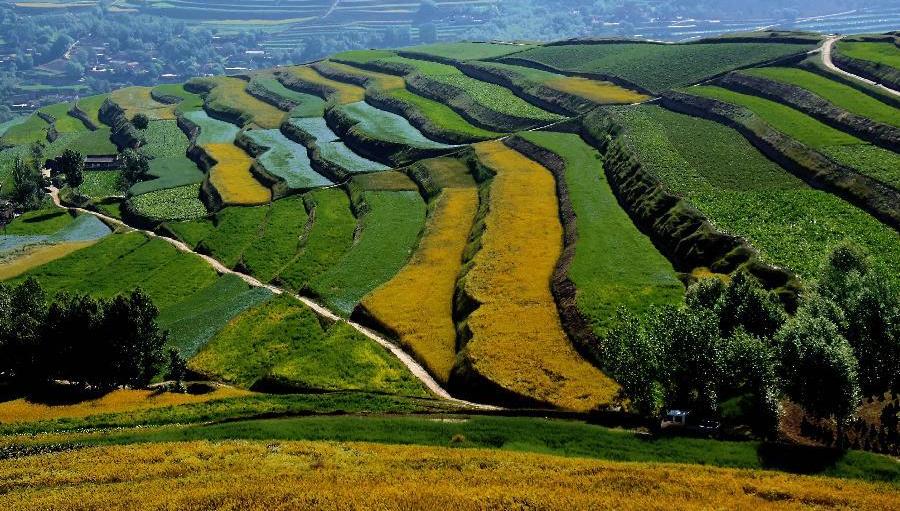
[{"left": 132, "top": 114, "right": 150, "bottom": 130}]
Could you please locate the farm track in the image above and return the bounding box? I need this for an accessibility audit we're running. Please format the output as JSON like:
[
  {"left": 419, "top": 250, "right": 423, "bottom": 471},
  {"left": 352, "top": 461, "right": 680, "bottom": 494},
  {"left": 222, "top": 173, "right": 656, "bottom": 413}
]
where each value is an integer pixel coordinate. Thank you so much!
[
  {"left": 821, "top": 36, "right": 900, "bottom": 98},
  {"left": 44, "top": 178, "right": 498, "bottom": 411}
]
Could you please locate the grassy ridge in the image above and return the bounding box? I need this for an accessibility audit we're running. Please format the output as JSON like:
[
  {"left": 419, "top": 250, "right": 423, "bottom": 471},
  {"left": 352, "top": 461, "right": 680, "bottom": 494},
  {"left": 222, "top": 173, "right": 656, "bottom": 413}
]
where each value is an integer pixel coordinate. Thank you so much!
[
  {"left": 150, "top": 84, "right": 204, "bottom": 113},
  {"left": 0, "top": 113, "right": 49, "bottom": 146},
  {"left": 400, "top": 42, "right": 537, "bottom": 61},
  {"left": 518, "top": 131, "right": 683, "bottom": 334},
  {"left": 38, "top": 102, "right": 89, "bottom": 133},
  {"left": 359, "top": 187, "right": 477, "bottom": 384},
  {"left": 688, "top": 85, "right": 900, "bottom": 190},
  {"left": 192, "top": 76, "right": 286, "bottom": 128},
  {"left": 458, "top": 141, "right": 619, "bottom": 410},
  {"left": 837, "top": 41, "right": 900, "bottom": 70},
  {"left": 279, "top": 66, "right": 366, "bottom": 104}
]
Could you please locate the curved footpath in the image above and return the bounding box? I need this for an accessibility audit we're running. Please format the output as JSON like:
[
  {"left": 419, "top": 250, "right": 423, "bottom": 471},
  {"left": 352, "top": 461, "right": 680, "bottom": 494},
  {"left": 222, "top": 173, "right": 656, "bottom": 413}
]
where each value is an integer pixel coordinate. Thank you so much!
[
  {"left": 45, "top": 183, "right": 498, "bottom": 410},
  {"left": 820, "top": 35, "right": 900, "bottom": 98}
]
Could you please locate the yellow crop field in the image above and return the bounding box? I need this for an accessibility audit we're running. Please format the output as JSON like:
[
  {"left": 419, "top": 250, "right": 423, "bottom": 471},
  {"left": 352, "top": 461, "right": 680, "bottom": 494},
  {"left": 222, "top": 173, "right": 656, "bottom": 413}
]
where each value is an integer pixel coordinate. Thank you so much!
[
  {"left": 322, "top": 61, "right": 406, "bottom": 91},
  {"left": 0, "top": 387, "right": 249, "bottom": 423},
  {"left": 284, "top": 66, "right": 366, "bottom": 104},
  {"left": 1, "top": 440, "right": 895, "bottom": 510},
  {"left": 205, "top": 143, "right": 272, "bottom": 205},
  {"left": 202, "top": 76, "right": 287, "bottom": 129},
  {"left": 545, "top": 76, "right": 649, "bottom": 104},
  {"left": 0, "top": 241, "right": 97, "bottom": 281},
  {"left": 109, "top": 86, "right": 176, "bottom": 120},
  {"left": 463, "top": 141, "right": 618, "bottom": 411},
  {"left": 360, "top": 188, "right": 478, "bottom": 384}
]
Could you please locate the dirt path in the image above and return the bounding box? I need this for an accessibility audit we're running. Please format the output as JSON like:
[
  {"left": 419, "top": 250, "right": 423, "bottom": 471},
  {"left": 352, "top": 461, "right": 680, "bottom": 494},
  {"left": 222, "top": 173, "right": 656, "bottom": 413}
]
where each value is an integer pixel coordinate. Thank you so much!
[
  {"left": 45, "top": 182, "right": 497, "bottom": 410},
  {"left": 820, "top": 36, "right": 900, "bottom": 98}
]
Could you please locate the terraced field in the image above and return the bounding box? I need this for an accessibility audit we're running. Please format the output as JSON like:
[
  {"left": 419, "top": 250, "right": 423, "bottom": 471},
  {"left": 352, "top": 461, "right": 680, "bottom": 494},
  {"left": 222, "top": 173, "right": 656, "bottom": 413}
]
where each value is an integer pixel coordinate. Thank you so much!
[
  {"left": 836, "top": 40, "right": 900, "bottom": 70},
  {"left": 248, "top": 73, "right": 326, "bottom": 117},
  {"left": 191, "top": 76, "right": 286, "bottom": 129},
  {"left": 127, "top": 184, "right": 208, "bottom": 222},
  {"left": 288, "top": 117, "right": 389, "bottom": 172},
  {"left": 205, "top": 143, "right": 273, "bottom": 205},
  {"left": 687, "top": 85, "right": 900, "bottom": 189},
  {"left": 150, "top": 84, "right": 204, "bottom": 113},
  {"left": 182, "top": 110, "right": 240, "bottom": 145},
  {"left": 244, "top": 129, "right": 332, "bottom": 190},
  {"left": 74, "top": 94, "right": 110, "bottom": 127},
  {"left": 278, "top": 66, "right": 366, "bottom": 104},
  {"left": 601, "top": 104, "right": 900, "bottom": 279},
  {"left": 0, "top": 113, "right": 49, "bottom": 146},
  {"left": 37, "top": 102, "right": 89, "bottom": 133},
  {"left": 110, "top": 86, "right": 176, "bottom": 120},
  {"left": 43, "top": 128, "right": 117, "bottom": 157},
  {"left": 459, "top": 141, "right": 619, "bottom": 410},
  {"left": 338, "top": 101, "right": 455, "bottom": 149}
]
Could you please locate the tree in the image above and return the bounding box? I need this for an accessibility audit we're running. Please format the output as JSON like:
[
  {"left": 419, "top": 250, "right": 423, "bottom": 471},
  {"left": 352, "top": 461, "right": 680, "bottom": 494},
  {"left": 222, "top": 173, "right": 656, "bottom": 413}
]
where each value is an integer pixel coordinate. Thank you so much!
[
  {"left": 716, "top": 272, "right": 785, "bottom": 339},
  {"left": 0, "top": 278, "right": 47, "bottom": 384},
  {"left": 602, "top": 309, "right": 664, "bottom": 417},
  {"left": 99, "top": 289, "right": 167, "bottom": 389},
  {"left": 166, "top": 348, "right": 187, "bottom": 392},
  {"left": 119, "top": 148, "right": 149, "bottom": 189},
  {"left": 58, "top": 149, "right": 85, "bottom": 189},
  {"left": 132, "top": 113, "right": 149, "bottom": 130},
  {"left": 724, "top": 331, "right": 781, "bottom": 439},
  {"left": 11, "top": 157, "right": 42, "bottom": 211}
]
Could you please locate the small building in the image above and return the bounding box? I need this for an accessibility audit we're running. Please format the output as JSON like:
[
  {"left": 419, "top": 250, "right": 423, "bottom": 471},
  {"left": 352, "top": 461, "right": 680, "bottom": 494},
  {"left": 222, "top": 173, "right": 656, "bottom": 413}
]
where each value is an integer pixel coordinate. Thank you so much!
[{"left": 84, "top": 155, "right": 122, "bottom": 170}]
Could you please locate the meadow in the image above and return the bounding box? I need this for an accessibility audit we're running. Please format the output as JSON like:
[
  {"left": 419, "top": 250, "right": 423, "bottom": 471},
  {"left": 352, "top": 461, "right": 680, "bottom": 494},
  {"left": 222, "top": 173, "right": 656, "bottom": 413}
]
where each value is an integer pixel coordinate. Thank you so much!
[
  {"left": 43, "top": 128, "right": 117, "bottom": 158},
  {"left": 360, "top": 187, "right": 477, "bottom": 384},
  {"left": 742, "top": 66, "right": 900, "bottom": 127},
  {"left": 461, "top": 141, "right": 619, "bottom": 410},
  {"left": 3, "top": 440, "right": 894, "bottom": 509},
  {"left": 309, "top": 190, "right": 426, "bottom": 315},
  {"left": 189, "top": 294, "right": 428, "bottom": 395},
  {"left": 193, "top": 76, "right": 286, "bottom": 129},
  {"left": 277, "top": 188, "right": 356, "bottom": 293},
  {"left": 510, "top": 42, "right": 816, "bottom": 92},
  {"left": 279, "top": 66, "right": 365, "bottom": 104},
  {"left": 182, "top": 110, "right": 240, "bottom": 145},
  {"left": 189, "top": 205, "right": 270, "bottom": 268},
  {"left": 0, "top": 116, "right": 27, "bottom": 138},
  {"left": 243, "top": 129, "right": 333, "bottom": 190},
  {"left": 687, "top": 85, "right": 900, "bottom": 190},
  {"left": 206, "top": 143, "right": 273, "bottom": 205},
  {"left": 338, "top": 101, "right": 454, "bottom": 149},
  {"left": 0, "top": 113, "right": 49, "bottom": 146},
  {"left": 0, "top": 241, "right": 97, "bottom": 281},
  {"left": 518, "top": 131, "right": 684, "bottom": 334},
  {"left": 603, "top": 104, "right": 900, "bottom": 280},
  {"left": 127, "top": 183, "right": 208, "bottom": 222},
  {"left": 110, "top": 86, "right": 176, "bottom": 120}
]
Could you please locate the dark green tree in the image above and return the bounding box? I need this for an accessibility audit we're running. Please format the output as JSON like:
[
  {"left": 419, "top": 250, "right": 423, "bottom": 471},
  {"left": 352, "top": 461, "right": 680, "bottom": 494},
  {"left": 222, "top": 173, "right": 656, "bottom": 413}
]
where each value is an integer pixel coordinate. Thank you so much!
[
  {"left": 723, "top": 331, "right": 781, "bottom": 439},
  {"left": 132, "top": 113, "right": 149, "bottom": 130},
  {"left": 58, "top": 148, "right": 85, "bottom": 189},
  {"left": 166, "top": 348, "right": 187, "bottom": 392},
  {"left": 11, "top": 157, "right": 42, "bottom": 211},
  {"left": 602, "top": 309, "right": 664, "bottom": 417},
  {"left": 100, "top": 289, "right": 167, "bottom": 389},
  {"left": 119, "top": 148, "right": 149, "bottom": 189},
  {"left": 716, "top": 272, "right": 785, "bottom": 338}
]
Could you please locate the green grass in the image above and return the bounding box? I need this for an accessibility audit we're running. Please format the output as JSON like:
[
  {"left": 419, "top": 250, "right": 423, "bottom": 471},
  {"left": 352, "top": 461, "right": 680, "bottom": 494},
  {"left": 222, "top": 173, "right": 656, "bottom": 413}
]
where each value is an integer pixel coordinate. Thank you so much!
[
  {"left": 742, "top": 67, "right": 900, "bottom": 127},
  {"left": 688, "top": 85, "right": 900, "bottom": 189},
  {"left": 182, "top": 110, "right": 240, "bottom": 145},
  {"left": 605, "top": 104, "right": 900, "bottom": 280},
  {"left": 0, "top": 146, "right": 27, "bottom": 198},
  {"left": 189, "top": 294, "right": 429, "bottom": 396},
  {"left": 310, "top": 190, "right": 426, "bottom": 315},
  {"left": 240, "top": 195, "right": 309, "bottom": 283},
  {"left": 339, "top": 101, "right": 453, "bottom": 149},
  {"left": 518, "top": 131, "right": 683, "bottom": 334},
  {"left": 74, "top": 94, "right": 108, "bottom": 127},
  {"left": 92, "top": 197, "right": 124, "bottom": 220},
  {"left": 63, "top": 415, "right": 900, "bottom": 485},
  {"left": 278, "top": 188, "right": 356, "bottom": 292},
  {"left": 126, "top": 184, "right": 208, "bottom": 222},
  {"left": 139, "top": 120, "right": 191, "bottom": 159},
  {"left": 0, "top": 116, "right": 26, "bottom": 138},
  {"left": 251, "top": 74, "right": 326, "bottom": 118},
  {"left": 387, "top": 87, "right": 501, "bottom": 140},
  {"left": 129, "top": 156, "right": 205, "bottom": 195},
  {"left": 150, "top": 83, "right": 204, "bottom": 113},
  {"left": 513, "top": 42, "right": 815, "bottom": 92},
  {"left": 74, "top": 170, "right": 122, "bottom": 198},
  {"left": 0, "top": 114, "right": 49, "bottom": 146},
  {"left": 400, "top": 42, "right": 536, "bottom": 61},
  {"left": 378, "top": 55, "right": 563, "bottom": 123},
  {"left": 6, "top": 232, "right": 219, "bottom": 309},
  {"left": 837, "top": 41, "right": 900, "bottom": 70},
  {"left": 44, "top": 128, "right": 116, "bottom": 158},
  {"left": 332, "top": 49, "right": 396, "bottom": 65},
  {"left": 158, "top": 274, "right": 273, "bottom": 358},
  {"left": 244, "top": 129, "right": 332, "bottom": 189},
  {"left": 2, "top": 208, "right": 75, "bottom": 235},
  {"left": 38, "top": 102, "right": 88, "bottom": 133},
  {"left": 195, "top": 205, "right": 269, "bottom": 268}
]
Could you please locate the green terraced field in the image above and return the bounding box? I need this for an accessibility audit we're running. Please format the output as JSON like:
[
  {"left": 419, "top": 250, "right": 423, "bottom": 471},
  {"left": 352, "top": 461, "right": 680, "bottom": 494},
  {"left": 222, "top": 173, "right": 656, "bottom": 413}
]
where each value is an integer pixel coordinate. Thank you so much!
[
  {"left": 38, "top": 102, "right": 88, "bottom": 133},
  {"left": 288, "top": 117, "right": 389, "bottom": 172},
  {"left": 190, "top": 205, "right": 269, "bottom": 268},
  {"left": 139, "top": 120, "right": 191, "bottom": 159},
  {"left": 6, "top": 232, "right": 219, "bottom": 309},
  {"left": 605, "top": 104, "right": 900, "bottom": 279},
  {"left": 74, "top": 171, "right": 122, "bottom": 199},
  {"left": 127, "top": 184, "right": 208, "bottom": 222},
  {"left": 511, "top": 42, "right": 816, "bottom": 92},
  {"left": 278, "top": 188, "right": 356, "bottom": 292},
  {"left": 3, "top": 208, "right": 76, "bottom": 235},
  {"left": 0, "top": 212, "right": 110, "bottom": 256},
  {"left": 0, "top": 117, "right": 26, "bottom": 138},
  {"left": 182, "top": 110, "right": 240, "bottom": 145},
  {"left": 250, "top": 74, "right": 326, "bottom": 118},
  {"left": 687, "top": 85, "right": 900, "bottom": 189},
  {"left": 517, "top": 131, "right": 684, "bottom": 334},
  {"left": 836, "top": 41, "right": 900, "bottom": 70},
  {"left": 151, "top": 84, "right": 204, "bottom": 113},
  {"left": 386, "top": 87, "right": 501, "bottom": 140},
  {"left": 400, "top": 42, "right": 536, "bottom": 61},
  {"left": 43, "top": 129, "right": 117, "bottom": 158},
  {"left": 0, "top": 114, "right": 49, "bottom": 146},
  {"left": 742, "top": 67, "right": 900, "bottom": 127},
  {"left": 189, "top": 294, "right": 429, "bottom": 396},
  {"left": 74, "top": 94, "right": 109, "bottom": 127},
  {"left": 339, "top": 101, "right": 454, "bottom": 149},
  {"left": 309, "top": 190, "right": 426, "bottom": 315},
  {"left": 158, "top": 274, "right": 273, "bottom": 358},
  {"left": 332, "top": 49, "right": 396, "bottom": 65},
  {"left": 130, "top": 157, "right": 205, "bottom": 195},
  {"left": 240, "top": 195, "right": 310, "bottom": 283},
  {"left": 243, "top": 129, "right": 333, "bottom": 189}
]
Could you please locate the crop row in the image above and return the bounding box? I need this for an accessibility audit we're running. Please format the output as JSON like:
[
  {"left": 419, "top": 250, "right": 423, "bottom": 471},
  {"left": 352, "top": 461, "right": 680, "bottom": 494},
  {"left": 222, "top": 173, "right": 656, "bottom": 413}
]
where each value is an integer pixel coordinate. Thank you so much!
[{"left": 127, "top": 184, "right": 208, "bottom": 222}]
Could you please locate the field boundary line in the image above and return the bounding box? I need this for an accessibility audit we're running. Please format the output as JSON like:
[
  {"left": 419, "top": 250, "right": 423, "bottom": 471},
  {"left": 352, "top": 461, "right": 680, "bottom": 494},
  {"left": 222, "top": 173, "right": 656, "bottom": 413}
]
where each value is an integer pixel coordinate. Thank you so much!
[{"left": 820, "top": 36, "right": 900, "bottom": 98}]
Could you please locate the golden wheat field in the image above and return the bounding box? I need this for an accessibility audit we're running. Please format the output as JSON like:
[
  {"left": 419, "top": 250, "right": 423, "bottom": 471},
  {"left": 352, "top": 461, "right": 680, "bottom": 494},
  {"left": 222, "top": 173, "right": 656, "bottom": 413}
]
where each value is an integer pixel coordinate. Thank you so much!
[
  {"left": 0, "top": 387, "right": 249, "bottom": 423},
  {"left": 205, "top": 143, "right": 273, "bottom": 205},
  {"left": 545, "top": 77, "right": 649, "bottom": 104},
  {"left": 360, "top": 188, "right": 478, "bottom": 384},
  {"left": 0, "top": 240, "right": 97, "bottom": 280},
  {"left": 1, "top": 440, "right": 896, "bottom": 510},
  {"left": 322, "top": 60, "right": 406, "bottom": 91},
  {"left": 284, "top": 66, "right": 366, "bottom": 104},
  {"left": 109, "top": 86, "right": 176, "bottom": 120},
  {"left": 202, "top": 76, "right": 287, "bottom": 128},
  {"left": 463, "top": 141, "right": 619, "bottom": 411}
]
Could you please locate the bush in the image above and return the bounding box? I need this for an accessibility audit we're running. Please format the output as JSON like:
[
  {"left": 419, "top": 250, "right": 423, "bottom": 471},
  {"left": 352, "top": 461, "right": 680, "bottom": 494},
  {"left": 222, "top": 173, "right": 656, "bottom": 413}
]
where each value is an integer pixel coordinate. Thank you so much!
[{"left": 132, "top": 113, "right": 150, "bottom": 130}]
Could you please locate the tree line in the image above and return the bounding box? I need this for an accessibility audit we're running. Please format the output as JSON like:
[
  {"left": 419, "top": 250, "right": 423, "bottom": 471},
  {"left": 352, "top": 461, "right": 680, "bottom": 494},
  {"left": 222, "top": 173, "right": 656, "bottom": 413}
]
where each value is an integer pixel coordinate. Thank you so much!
[{"left": 600, "top": 243, "right": 899, "bottom": 440}]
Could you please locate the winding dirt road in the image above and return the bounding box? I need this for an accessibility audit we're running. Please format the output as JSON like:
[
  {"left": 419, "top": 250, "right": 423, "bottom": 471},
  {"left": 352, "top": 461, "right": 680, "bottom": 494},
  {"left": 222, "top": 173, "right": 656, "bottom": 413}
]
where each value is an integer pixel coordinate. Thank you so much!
[
  {"left": 820, "top": 36, "right": 900, "bottom": 98},
  {"left": 45, "top": 182, "right": 497, "bottom": 410}
]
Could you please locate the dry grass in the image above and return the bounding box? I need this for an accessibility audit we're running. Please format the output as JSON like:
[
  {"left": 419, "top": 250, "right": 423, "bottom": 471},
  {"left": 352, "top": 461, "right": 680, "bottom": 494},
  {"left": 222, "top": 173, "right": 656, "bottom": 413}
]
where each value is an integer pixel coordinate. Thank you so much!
[
  {"left": 0, "top": 387, "right": 250, "bottom": 423},
  {"left": 545, "top": 76, "right": 649, "bottom": 104},
  {"left": 202, "top": 76, "right": 287, "bottom": 129},
  {"left": 322, "top": 60, "right": 406, "bottom": 91},
  {"left": 284, "top": 66, "right": 366, "bottom": 104},
  {"left": 205, "top": 143, "right": 272, "bottom": 205},
  {"left": 0, "top": 241, "right": 97, "bottom": 280},
  {"left": 360, "top": 188, "right": 478, "bottom": 384},
  {"left": 463, "top": 141, "right": 618, "bottom": 411},
  {"left": 0, "top": 440, "right": 896, "bottom": 510},
  {"left": 109, "top": 86, "right": 176, "bottom": 120}
]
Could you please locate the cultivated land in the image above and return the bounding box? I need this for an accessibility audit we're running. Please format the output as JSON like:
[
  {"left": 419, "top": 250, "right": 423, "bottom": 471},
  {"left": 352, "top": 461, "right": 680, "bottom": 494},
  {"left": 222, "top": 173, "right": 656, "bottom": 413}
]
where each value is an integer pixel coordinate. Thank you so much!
[{"left": 3, "top": 30, "right": 900, "bottom": 507}]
